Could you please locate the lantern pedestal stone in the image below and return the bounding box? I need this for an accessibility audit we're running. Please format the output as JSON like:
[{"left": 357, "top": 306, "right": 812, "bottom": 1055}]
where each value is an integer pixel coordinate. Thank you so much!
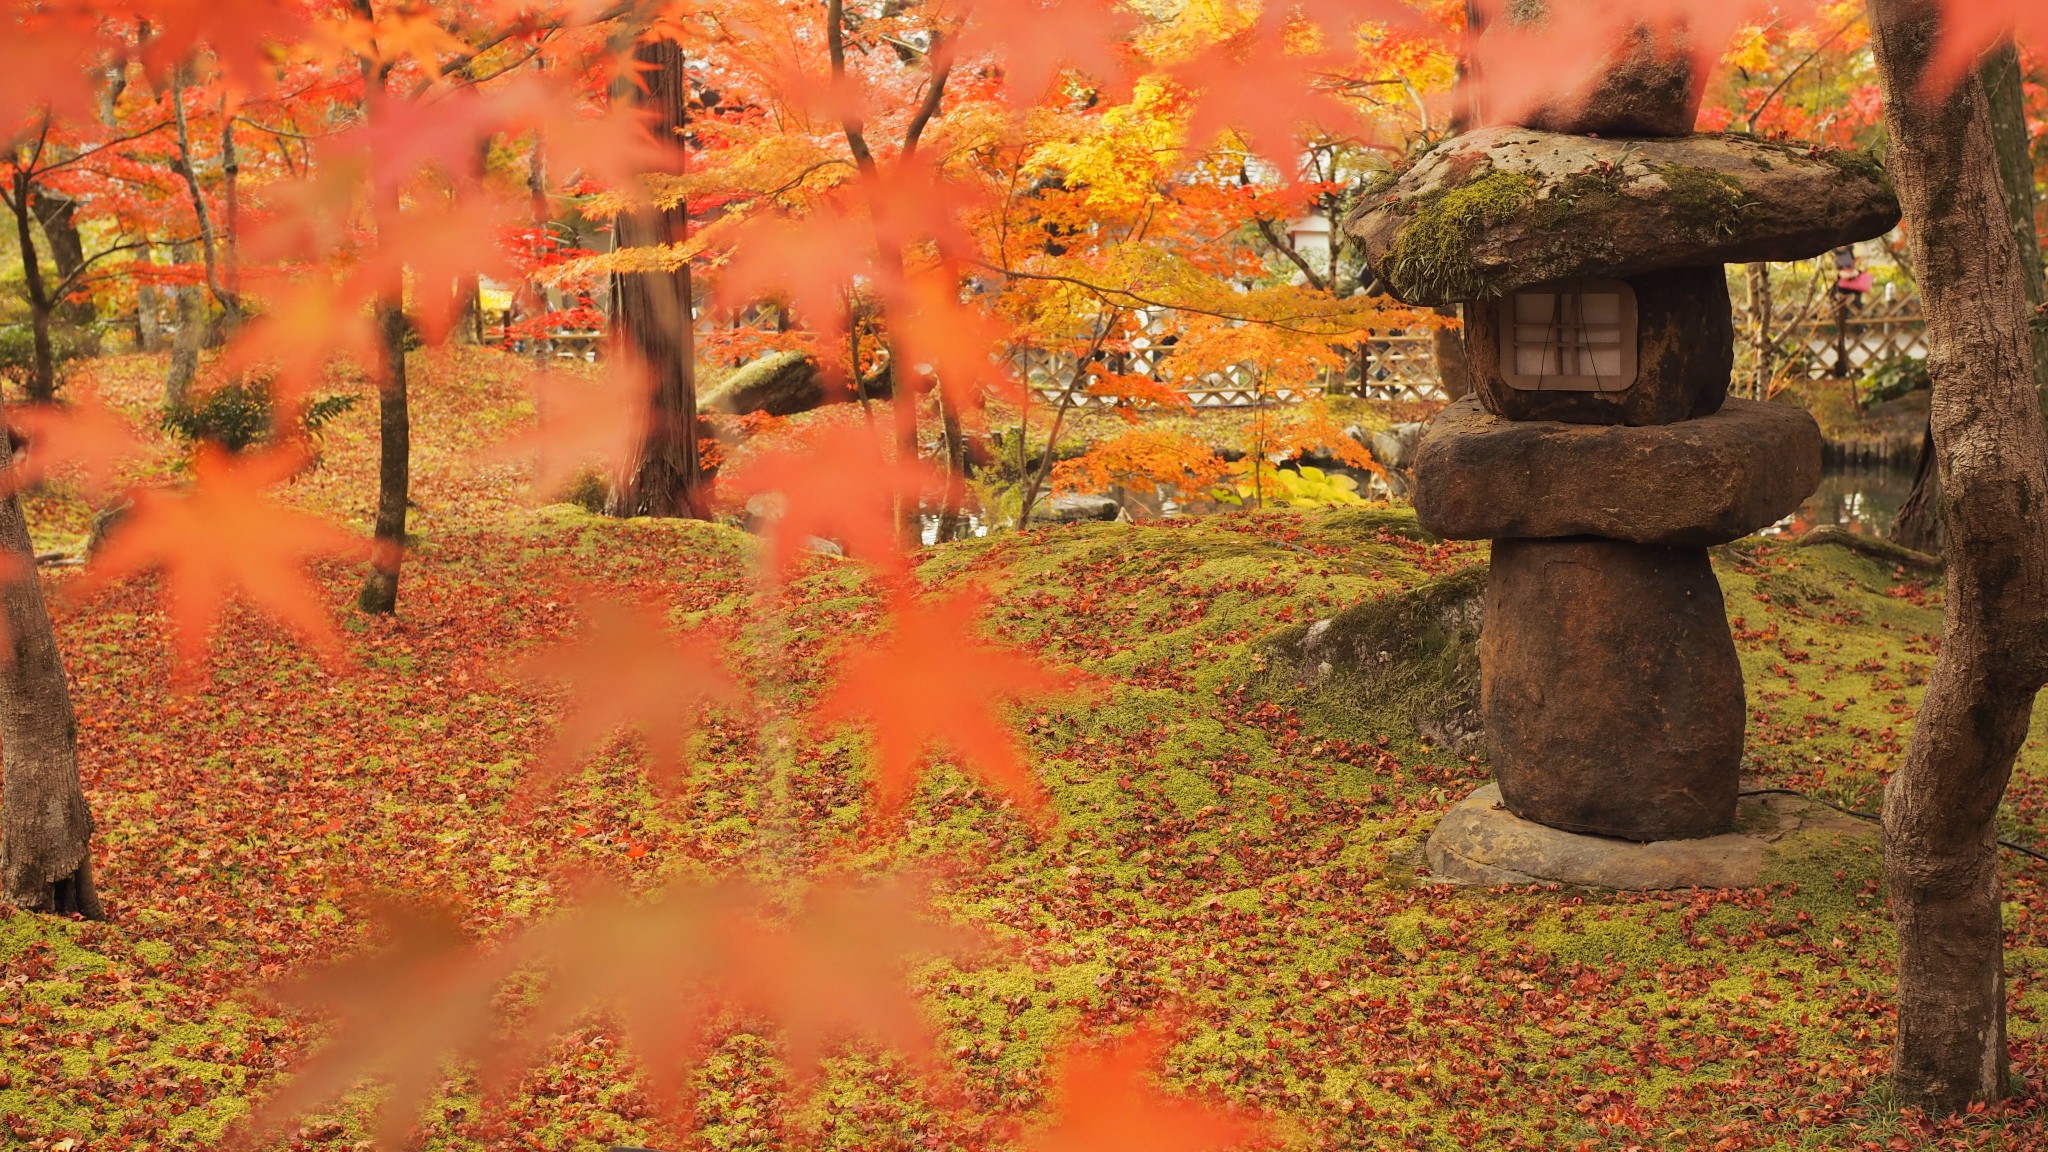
[{"left": 1483, "top": 538, "right": 1744, "bottom": 840}]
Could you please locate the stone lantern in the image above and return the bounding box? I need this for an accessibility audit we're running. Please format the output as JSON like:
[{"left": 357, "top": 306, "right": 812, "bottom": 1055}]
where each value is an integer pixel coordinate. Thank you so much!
[{"left": 1343, "top": 24, "right": 1901, "bottom": 857}]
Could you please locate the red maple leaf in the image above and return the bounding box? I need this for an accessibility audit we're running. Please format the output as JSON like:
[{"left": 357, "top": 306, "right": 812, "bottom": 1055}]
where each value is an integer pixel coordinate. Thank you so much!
[
  {"left": 514, "top": 595, "right": 741, "bottom": 793},
  {"left": 354, "top": 190, "right": 520, "bottom": 344},
  {"left": 1172, "top": 29, "right": 1363, "bottom": 174},
  {"left": 0, "top": 9, "right": 100, "bottom": 130},
  {"left": 888, "top": 270, "right": 1024, "bottom": 413},
  {"left": 245, "top": 900, "right": 516, "bottom": 1150},
  {"left": 723, "top": 421, "right": 950, "bottom": 583},
  {"left": 955, "top": 0, "right": 1134, "bottom": 105},
  {"left": 814, "top": 588, "right": 1067, "bottom": 827},
  {"left": 484, "top": 359, "right": 653, "bottom": 499},
  {"left": 1263, "top": 0, "right": 1424, "bottom": 36},
  {"left": 250, "top": 876, "right": 980, "bottom": 1141},
  {"left": 715, "top": 203, "right": 882, "bottom": 335},
  {"left": 1925, "top": 0, "right": 2037, "bottom": 93},
  {"left": 70, "top": 445, "right": 364, "bottom": 670},
  {"left": 1025, "top": 1025, "right": 1267, "bottom": 1152},
  {"left": 0, "top": 391, "right": 146, "bottom": 499},
  {"left": 224, "top": 277, "right": 381, "bottom": 411}
]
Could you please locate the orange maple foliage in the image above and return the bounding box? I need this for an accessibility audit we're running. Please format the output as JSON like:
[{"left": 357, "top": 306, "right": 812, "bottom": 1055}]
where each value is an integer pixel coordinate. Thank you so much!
[
  {"left": 70, "top": 445, "right": 364, "bottom": 670},
  {"left": 1025, "top": 1026, "right": 1267, "bottom": 1152},
  {"left": 514, "top": 595, "right": 741, "bottom": 794},
  {"left": 814, "top": 589, "right": 1070, "bottom": 829}
]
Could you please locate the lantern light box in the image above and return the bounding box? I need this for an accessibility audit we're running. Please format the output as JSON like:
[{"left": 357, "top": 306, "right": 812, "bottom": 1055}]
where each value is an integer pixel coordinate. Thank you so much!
[{"left": 1498, "top": 279, "right": 1638, "bottom": 392}]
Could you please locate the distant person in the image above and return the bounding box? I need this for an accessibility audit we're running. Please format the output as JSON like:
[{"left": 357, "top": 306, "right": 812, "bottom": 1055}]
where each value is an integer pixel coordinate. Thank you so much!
[{"left": 1833, "top": 245, "right": 1873, "bottom": 302}]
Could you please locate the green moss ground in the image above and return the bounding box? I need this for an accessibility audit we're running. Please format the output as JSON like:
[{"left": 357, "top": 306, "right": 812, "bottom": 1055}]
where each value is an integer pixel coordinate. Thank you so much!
[{"left": 2, "top": 350, "right": 2045, "bottom": 1151}]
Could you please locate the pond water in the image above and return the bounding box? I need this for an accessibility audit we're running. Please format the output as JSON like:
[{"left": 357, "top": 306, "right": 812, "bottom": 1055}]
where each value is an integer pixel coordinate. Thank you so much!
[{"left": 1767, "top": 463, "right": 1919, "bottom": 540}]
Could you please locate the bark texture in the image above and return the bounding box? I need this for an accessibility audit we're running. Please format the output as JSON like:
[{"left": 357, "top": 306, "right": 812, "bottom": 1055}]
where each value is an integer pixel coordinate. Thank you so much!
[
  {"left": 1893, "top": 42, "right": 2046, "bottom": 551},
  {"left": 607, "top": 35, "right": 707, "bottom": 519},
  {"left": 0, "top": 410, "right": 100, "bottom": 918},
  {"left": 1870, "top": 0, "right": 2048, "bottom": 1112},
  {"left": 165, "top": 240, "right": 203, "bottom": 408}
]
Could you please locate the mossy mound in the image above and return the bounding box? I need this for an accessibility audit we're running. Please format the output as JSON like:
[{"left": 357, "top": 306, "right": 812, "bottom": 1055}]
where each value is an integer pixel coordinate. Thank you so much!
[{"left": 16, "top": 468, "right": 2048, "bottom": 1151}]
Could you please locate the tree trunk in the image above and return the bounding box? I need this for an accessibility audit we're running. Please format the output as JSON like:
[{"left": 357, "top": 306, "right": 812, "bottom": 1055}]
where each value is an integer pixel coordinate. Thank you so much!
[
  {"left": 1870, "top": 0, "right": 2048, "bottom": 1113},
  {"left": 0, "top": 405, "right": 101, "bottom": 918},
  {"left": 1744, "top": 262, "right": 1772, "bottom": 400},
  {"left": 216, "top": 101, "right": 242, "bottom": 342},
  {"left": 9, "top": 173, "right": 59, "bottom": 402},
  {"left": 165, "top": 241, "right": 204, "bottom": 408},
  {"left": 136, "top": 247, "right": 165, "bottom": 354},
  {"left": 29, "top": 191, "right": 91, "bottom": 325},
  {"left": 607, "top": 35, "right": 706, "bottom": 519},
  {"left": 1434, "top": 305, "right": 1473, "bottom": 401},
  {"left": 1893, "top": 42, "right": 2045, "bottom": 550},
  {"left": 357, "top": 300, "right": 410, "bottom": 614},
  {"left": 170, "top": 78, "right": 241, "bottom": 328}
]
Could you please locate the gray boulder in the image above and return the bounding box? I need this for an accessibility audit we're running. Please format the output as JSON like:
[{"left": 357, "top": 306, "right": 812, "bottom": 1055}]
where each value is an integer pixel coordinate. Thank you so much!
[{"left": 1043, "top": 493, "right": 1123, "bottom": 523}]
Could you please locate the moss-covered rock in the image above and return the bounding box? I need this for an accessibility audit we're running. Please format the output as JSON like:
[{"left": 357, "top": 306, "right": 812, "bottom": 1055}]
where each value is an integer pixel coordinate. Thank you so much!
[{"left": 1257, "top": 563, "right": 1487, "bottom": 756}]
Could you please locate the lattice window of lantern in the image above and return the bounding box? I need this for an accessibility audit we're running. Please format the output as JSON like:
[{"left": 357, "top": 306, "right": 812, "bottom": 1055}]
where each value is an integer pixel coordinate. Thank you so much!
[{"left": 1497, "top": 279, "right": 1639, "bottom": 392}]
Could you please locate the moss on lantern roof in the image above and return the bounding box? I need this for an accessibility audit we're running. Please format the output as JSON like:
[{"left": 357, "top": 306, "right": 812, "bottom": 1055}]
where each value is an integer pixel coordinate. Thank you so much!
[{"left": 1347, "top": 127, "right": 1901, "bottom": 306}]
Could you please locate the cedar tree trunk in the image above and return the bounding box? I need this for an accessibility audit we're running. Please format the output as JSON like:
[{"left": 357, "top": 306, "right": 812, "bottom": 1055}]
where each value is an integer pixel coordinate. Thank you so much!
[
  {"left": 1871, "top": 0, "right": 2048, "bottom": 1112},
  {"left": 607, "top": 35, "right": 707, "bottom": 519},
  {"left": 0, "top": 410, "right": 100, "bottom": 918}
]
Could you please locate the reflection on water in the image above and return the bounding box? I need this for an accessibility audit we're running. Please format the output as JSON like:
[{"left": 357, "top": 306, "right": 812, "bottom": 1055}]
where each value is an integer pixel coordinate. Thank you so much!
[{"left": 1765, "top": 464, "right": 1918, "bottom": 540}]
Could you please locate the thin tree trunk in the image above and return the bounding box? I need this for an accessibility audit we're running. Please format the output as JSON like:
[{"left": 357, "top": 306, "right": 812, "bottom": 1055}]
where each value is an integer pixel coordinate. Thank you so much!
[
  {"left": 607, "top": 34, "right": 706, "bottom": 519},
  {"left": 1745, "top": 262, "right": 1772, "bottom": 400},
  {"left": 356, "top": 51, "right": 411, "bottom": 615},
  {"left": 217, "top": 100, "right": 241, "bottom": 339},
  {"left": 137, "top": 246, "right": 165, "bottom": 353},
  {"left": 1891, "top": 423, "right": 1941, "bottom": 553},
  {"left": 0, "top": 405, "right": 100, "bottom": 918},
  {"left": 357, "top": 300, "right": 410, "bottom": 613},
  {"left": 1433, "top": 304, "right": 1473, "bottom": 401},
  {"left": 170, "top": 78, "right": 241, "bottom": 325},
  {"left": 1870, "top": 0, "right": 2048, "bottom": 1112},
  {"left": 937, "top": 399, "right": 966, "bottom": 541}
]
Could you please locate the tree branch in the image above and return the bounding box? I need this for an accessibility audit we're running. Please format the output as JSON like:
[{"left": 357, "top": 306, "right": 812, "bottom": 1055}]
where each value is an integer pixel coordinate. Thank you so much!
[
  {"left": 1251, "top": 216, "right": 1327, "bottom": 290},
  {"left": 827, "top": 0, "right": 877, "bottom": 173},
  {"left": 901, "top": 33, "right": 953, "bottom": 161}
]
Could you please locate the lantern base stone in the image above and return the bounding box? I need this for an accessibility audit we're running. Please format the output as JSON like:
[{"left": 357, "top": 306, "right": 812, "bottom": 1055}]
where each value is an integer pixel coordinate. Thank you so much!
[{"left": 1424, "top": 784, "right": 1870, "bottom": 890}]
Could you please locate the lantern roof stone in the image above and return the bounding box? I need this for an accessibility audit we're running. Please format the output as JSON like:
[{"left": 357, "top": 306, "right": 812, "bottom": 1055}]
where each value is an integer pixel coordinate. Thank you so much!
[{"left": 1345, "top": 127, "right": 1901, "bottom": 307}]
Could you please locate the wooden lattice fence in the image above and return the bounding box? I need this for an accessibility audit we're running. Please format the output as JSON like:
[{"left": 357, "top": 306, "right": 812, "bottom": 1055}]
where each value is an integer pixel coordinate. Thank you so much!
[
  {"left": 1788, "top": 290, "right": 1926, "bottom": 379},
  {"left": 529, "top": 294, "right": 1929, "bottom": 410}
]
